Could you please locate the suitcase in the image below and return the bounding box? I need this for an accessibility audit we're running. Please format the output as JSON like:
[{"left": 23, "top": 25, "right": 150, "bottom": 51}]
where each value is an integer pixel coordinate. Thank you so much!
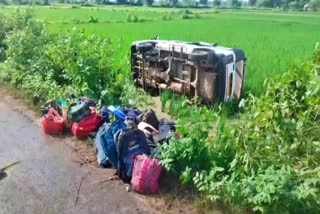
[
  {"left": 71, "top": 111, "right": 103, "bottom": 138},
  {"left": 68, "top": 102, "right": 91, "bottom": 123}
]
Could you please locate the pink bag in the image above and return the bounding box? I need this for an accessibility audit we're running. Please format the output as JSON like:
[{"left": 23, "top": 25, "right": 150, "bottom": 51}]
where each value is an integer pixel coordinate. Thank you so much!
[{"left": 131, "top": 154, "right": 163, "bottom": 194}]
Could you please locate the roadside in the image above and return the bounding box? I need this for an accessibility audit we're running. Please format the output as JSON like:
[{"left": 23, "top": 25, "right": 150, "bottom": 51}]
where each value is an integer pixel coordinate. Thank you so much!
[
  {"left": 0, "top": 85, "right": 208, "bottom": 214},
  {"left": 0, "top": 85, "right": 156, "bottom": 214}
]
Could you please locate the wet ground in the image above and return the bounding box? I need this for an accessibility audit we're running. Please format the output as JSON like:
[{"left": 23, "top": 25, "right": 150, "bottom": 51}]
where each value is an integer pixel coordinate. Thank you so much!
[{"left": 0, "top": 87, "right": 157, "bottom": 214}]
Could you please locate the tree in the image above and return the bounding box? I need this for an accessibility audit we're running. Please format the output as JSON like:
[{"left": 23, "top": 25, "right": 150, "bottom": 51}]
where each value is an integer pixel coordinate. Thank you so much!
[
  {"left": 0, "top": 0, "right": 8, "bottom": 5},
  {"left": 170, "top": 0, "right": 178, "bottom": 7},
  {"left": 117, "top": 0, "right": 127, "bottom": 4},
  {"left": 232, "top": 0, "right": 241, "bottom": 7},
  {"left": 183, "top": 0, "right": 195, "bottom": 6},
  {"left": 136, "top": 0, "right": 143, "bottom": 5},
  {"left": 145, "top": 0, "right": 153, "bottom": 6},
  {"left": 310, "top": 0, "right": 320, "bottom": 11},
  {"left": 43, "top": 0, "right": 48, "bottom": 5},
  {"left": 258, "top": 0, "right": 273, "bottom": 7},
  {"left": 249, "top": 0, "right": 257, "bottom": 6},
  {"left": 200, "top": 0, "right": 208, "bottom": 5},
  {"left": 213, "top": 0, "right": 221, "bottom": 6},
  {"left": 288, "top": 1, "right": 298, "bottom": 9}
]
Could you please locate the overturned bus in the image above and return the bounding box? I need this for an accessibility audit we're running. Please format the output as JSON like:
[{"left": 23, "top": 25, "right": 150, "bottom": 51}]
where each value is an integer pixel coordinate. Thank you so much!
[{"left": 131, "top": 40, "right": 246, "bottom": 103}]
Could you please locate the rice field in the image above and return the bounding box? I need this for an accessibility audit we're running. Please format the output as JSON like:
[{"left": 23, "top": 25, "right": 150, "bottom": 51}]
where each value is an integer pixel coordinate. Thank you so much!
[{"left": 1, "top": 5, "right": 319, "bottom": 95}]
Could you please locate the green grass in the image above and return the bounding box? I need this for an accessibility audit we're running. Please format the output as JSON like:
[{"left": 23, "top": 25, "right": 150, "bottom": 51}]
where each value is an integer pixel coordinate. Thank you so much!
[{"left": 1, "top": 5, "right": 319, "bottom": 95}]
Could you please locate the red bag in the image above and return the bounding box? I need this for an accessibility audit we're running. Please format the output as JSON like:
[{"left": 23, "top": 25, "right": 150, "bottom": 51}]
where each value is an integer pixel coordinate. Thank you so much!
[
  {"left": 41, "top": 108, "right": 64, "bottom": 135},
  {"left": 131, "top": 154, "right": 163, "bottom": 194},
  {"left": 71, "top": 111, "right": 102, "bottom": 138}
]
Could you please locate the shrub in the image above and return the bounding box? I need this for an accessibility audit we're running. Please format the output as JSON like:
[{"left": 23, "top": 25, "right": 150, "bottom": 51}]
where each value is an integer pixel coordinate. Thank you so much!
[
  {"left": 126, "top": 14, "right": 132, "bottom": 22},
  {"left": 71, "top": 5, "right": 81, "bottom": 9},
  {"left": 127, "top": 14, "right": 139, "bottom": 22},
  {"left": 183, "top": 9, "right": 193, "bottom": 14},
  {"left": 1, "top": 11, "right": 126, "bottom": 105},
  {"left": 159, "top": 105, "right": 218, "bottom": 185},
  {"left": 120, "top": 83, "right": 154, "bottom": 110},
  {"left": 89, "top": 16, "right": 98, "bottom": 23},
  {"left": 162, "top": 15, "right": 172, "bottom": 21},
  {"left": 81, "top": 2, "right": 94, "bottom": 7},
  {"left": 160, "top": 44, "right": 320, "bottom": 212},
  {"left": 132, "top": 15, "right": 138, "bottom": 22},
  {"left": 181, "top": 14, "right": 193, "bottom": 19}
]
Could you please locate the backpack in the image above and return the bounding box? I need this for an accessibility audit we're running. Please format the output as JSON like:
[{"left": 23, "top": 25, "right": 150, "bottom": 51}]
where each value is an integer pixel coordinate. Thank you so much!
[
  {"left": 131, "top": 154, "right": 163, "bottom": 194},
  {"left": 71, "top": 111, "right": 102, "bottom": 138},
  {"left": 150, "top": 118, "right": 176, "bottom": 144},
  {"left": 136, "top": 109, "right": 159, "bottom": 130},
  {"left": 94, "top": 124, "right": 112, "bottom": 168},
  {"left": 125, "top": 109, "right": 142, "bottom": 123},
  {"left": 103, "top": 119, "right": 127, "bottom": 167},
  {"left": 116, "top": 128, "right": 150, "bottom": 183},
  {"left": 159, "top": 118, "right": 176, "bottom": 132},
  {"left": 100, "top": 106, "right": 110, "bottom": 123}
]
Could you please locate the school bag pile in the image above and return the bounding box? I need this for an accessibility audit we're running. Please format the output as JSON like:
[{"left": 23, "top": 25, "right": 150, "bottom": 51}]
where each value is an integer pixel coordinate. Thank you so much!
[{"left": 40, "top": 97, "right": 177, "bottom": 194}]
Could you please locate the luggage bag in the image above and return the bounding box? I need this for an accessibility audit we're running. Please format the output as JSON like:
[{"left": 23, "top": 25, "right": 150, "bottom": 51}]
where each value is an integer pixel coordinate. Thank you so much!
[
  {"left": 131, "top": 154, "right": 163, "bottom": 194},
  {"left": 41, "top": 108, "right": 64, "bottom": 135},
  {"left": 71, "top": 111, "right": 102, "bottom": 138}
]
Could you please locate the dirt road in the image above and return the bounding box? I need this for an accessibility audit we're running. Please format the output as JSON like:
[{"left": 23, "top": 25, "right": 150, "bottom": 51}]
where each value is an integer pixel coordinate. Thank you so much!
[{"left": 0, "top": 88, "right": 156, "bottom": 214}]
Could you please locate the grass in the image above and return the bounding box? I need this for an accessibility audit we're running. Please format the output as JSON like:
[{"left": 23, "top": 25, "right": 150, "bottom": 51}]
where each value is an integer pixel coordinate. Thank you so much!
[{"left": 1, "top": 5, "right": 319, "bottom": 96}]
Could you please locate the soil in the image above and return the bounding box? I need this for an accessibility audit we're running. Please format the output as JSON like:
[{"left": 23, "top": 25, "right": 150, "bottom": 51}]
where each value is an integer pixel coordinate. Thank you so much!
[{"left": 0, "top": 85, "right": 217, "bottom": 214}]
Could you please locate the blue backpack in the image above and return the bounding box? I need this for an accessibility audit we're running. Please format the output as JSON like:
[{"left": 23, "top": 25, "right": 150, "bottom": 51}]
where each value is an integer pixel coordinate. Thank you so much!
[
  {"left": 94, "top": 124, "right": 112, "bottom": 168},
  {"left": 115, "top": 128, "right": 150, "bottom": 183},
  {"left": 94, "top": 120, "right": 127, "bottom": 168}
]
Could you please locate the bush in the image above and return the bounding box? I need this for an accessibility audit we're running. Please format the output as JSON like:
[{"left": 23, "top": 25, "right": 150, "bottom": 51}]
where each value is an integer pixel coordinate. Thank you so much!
[
  {"left": 132, "top": 15, "right": 139, "bottom": 22},
  {"left": 162, "top": 15, "right": 172, "bottom": 21},
  {"left": 160, "top": 44, "right": 320, "bottom": 212},
  {"left": 183, "top": 9, "right": 193, "bottom": 14},
  {"left": 127, "top": 14, "right": 139, "bottom": 22},
  {"left": 71, "top": 5, "right": 81, "bottom": 8},
  {"left": 81, "top": 2, "right": 94, "bottom": 7},
  {"left": 0, "top": 11, "right": 126, "bottom": 105},
  {"left": 159, "top": 105, "right": 218, "bottom": 185},
  {"left": 181, "top": 14, "right": 193, "bottom": 19},
  {"left": 89, "top": 16, "right": 98, "bottom": 23}
]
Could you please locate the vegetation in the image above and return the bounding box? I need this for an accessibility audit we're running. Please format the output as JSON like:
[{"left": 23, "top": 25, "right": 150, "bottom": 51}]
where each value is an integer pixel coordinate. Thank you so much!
[
  {"left": 159, "top": 44, "right": 320, "bottom": 212},
  {"left": 1, "top": 7, "right": 320, "bottom": 213},
  {"left": 1, "top": 0, "right": 319, "bottom": 10},
  {"left": 0, "top": 10, "right": 129, "bottom": 105},
  {"left": 1, "top": 6, "right": 319, "bottom": 96}
]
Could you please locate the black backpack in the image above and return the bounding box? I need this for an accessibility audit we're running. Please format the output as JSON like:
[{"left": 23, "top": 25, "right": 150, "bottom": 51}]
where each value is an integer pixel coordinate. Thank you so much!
[{"left": 115, "top": 128, "right": 150, "bottom": 183}]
